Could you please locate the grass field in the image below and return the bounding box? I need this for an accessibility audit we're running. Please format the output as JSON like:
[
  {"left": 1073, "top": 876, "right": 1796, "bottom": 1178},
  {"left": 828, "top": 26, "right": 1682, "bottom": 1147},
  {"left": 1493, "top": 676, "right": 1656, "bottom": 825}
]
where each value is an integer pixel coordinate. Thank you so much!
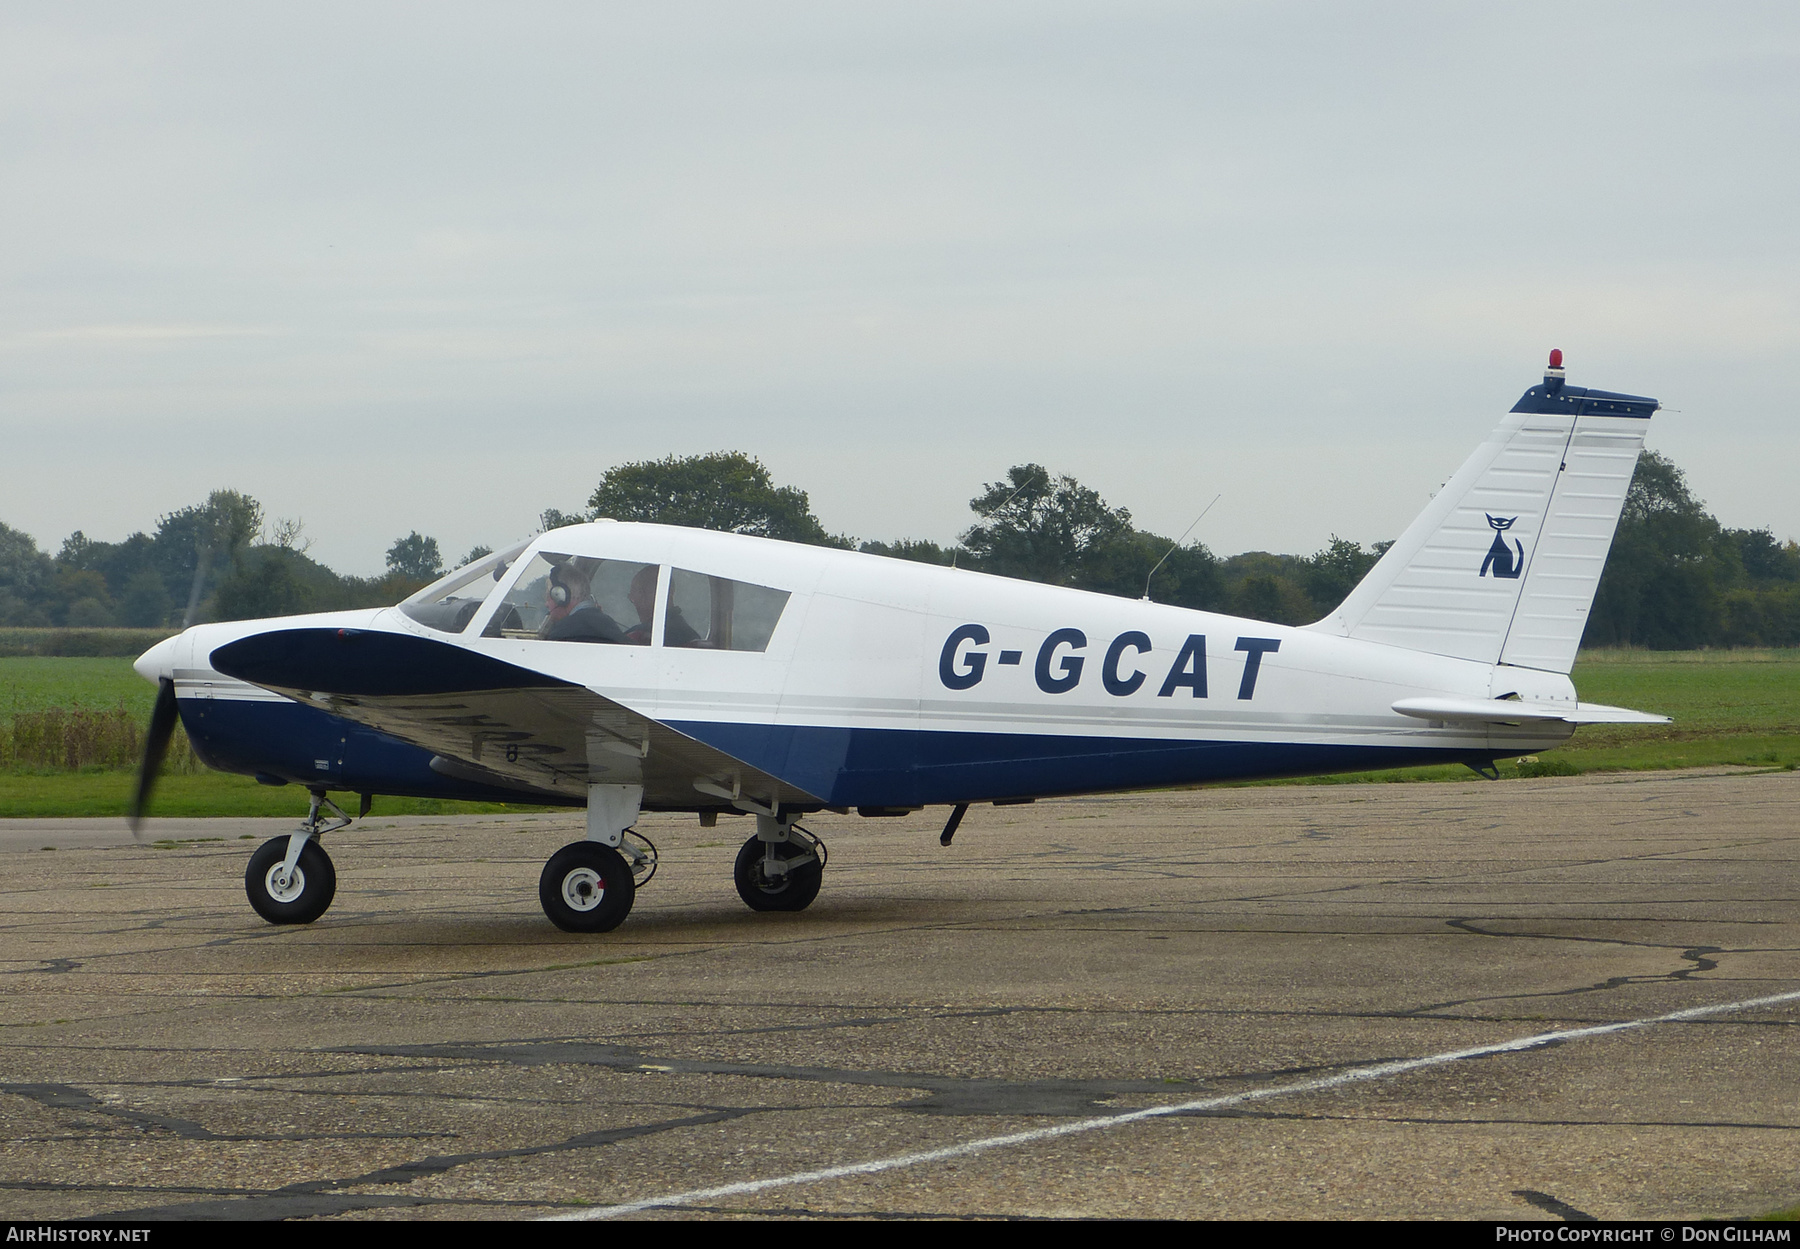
[
  {"left": 0, "top": 769, "right": 544, "bottom": 819},
  {"left": 1556, "top": 648, "right": 1800, "bottom": 770},
  {"left": 0, "top": 626, "right": 175, "bottom": 659},
  {"left": 0, "top": 655, "right": 550, "bottom": 818},
  {"left": 0, "top": 656, "right": 157, "bottom": 718},
  {"left": 2, "top": 649, "right": 1797, "bottom": 816},
  {"left": 1275, "top": 647, "right": 1800, "bottom": 785}
]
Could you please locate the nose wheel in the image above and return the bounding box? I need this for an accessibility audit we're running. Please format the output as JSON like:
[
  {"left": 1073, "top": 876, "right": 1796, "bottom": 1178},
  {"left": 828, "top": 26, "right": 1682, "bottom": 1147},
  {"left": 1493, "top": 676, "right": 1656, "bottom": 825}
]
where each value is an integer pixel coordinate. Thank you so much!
[
  {"left": 245, "top": 837, "right": 337, "bottom": 924},
  {"left": 539, "top": 842, "right": 636, "bottom": 932},
  {"left": 244, "top": 790, "right": 348, "bottom": 925}
]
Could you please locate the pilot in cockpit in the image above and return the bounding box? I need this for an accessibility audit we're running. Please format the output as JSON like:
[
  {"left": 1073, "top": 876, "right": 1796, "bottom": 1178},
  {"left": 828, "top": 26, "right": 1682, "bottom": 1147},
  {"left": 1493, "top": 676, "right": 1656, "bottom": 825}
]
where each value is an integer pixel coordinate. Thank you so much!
[{"left": 539, "top": 559, "right": 627, "bottom": 644}]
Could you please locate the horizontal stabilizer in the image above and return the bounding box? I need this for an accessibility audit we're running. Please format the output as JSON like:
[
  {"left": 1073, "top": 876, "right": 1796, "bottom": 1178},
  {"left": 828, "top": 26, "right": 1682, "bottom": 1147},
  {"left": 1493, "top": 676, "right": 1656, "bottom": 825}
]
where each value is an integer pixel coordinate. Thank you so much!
[{"left": 1392, "top": 697, "right": 1670, "bottom": 725}]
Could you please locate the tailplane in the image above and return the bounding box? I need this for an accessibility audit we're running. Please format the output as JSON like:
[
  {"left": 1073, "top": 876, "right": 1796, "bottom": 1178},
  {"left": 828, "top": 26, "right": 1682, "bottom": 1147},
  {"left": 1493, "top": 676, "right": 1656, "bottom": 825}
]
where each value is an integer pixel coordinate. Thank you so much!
[{"left": 1310, "top": 352, "right": 1657, "bottom": 675}]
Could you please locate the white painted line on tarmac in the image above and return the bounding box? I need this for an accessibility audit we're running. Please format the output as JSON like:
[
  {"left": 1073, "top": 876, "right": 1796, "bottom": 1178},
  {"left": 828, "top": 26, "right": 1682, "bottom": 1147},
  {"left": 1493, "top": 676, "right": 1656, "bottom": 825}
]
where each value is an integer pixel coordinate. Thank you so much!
[{"left": 549, "top": 986, "right": 1800, "bottom": 1221}]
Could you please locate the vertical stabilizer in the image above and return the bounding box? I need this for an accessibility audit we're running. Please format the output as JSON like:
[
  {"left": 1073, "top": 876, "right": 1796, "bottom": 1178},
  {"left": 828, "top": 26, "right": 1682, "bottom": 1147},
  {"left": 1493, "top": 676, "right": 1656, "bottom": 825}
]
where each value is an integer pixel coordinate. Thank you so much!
[{"left": 1309, "top": 355, "right": 1656, "bottom": 675}]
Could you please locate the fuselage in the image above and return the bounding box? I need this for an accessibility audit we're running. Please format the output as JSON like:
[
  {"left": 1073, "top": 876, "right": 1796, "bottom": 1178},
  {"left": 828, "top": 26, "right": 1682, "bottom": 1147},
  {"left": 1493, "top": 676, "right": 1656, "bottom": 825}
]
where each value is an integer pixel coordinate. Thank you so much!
[{"left": 135, "top": 522, "right": 1578, "bottom": 811}]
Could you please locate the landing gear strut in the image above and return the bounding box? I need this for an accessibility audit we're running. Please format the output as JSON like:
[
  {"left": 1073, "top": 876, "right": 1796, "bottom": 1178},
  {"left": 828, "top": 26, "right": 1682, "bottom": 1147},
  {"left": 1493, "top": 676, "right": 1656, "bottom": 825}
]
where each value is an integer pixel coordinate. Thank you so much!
[
  {"left": 733, "top": 814, "right": 826, "bottom": 912},
  {"left": 245, "top": 790, "right": 347, "bottom": 925}
]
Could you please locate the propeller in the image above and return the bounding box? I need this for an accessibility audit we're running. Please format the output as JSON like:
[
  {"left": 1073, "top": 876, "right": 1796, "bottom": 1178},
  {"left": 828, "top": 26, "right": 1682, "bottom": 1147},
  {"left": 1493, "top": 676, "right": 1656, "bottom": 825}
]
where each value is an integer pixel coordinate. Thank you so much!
[
  {"left": 128, "top": 539, "right": 211, "bottom": 838},
  {"left": 128, "top": 677, "right": 180, "bottom": 836}
]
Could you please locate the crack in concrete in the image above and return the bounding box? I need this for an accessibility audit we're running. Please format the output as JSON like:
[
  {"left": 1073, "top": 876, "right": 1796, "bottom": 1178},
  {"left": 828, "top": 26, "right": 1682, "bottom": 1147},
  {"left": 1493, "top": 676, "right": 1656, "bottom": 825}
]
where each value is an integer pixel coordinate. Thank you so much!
[
  {"left": 1180, "top": 1107, "right": 1800, "bottom": 1131},
  {"left": 1402, "top": 920, "right": 1733, "bottom": 1015},
  {"left": 682, "top": 1205, "right": 1057, "bottom": 1219},
  {"left": 95, "top": 1107, "right": 759, "bottom": 1220},
  {"left": 0, "top": 958, "right": 80, "bottom": 976},
  {"left": 0, "top": 1083, "right": 453, "bottom": 1144},
  {"left": 2, "top": 1181, "right": 264, "bottom": 1199},
  {"left": 3, "top": 1083, "right": 221, "bottom": 1139},
  {"left": 341, "top": 1040, "right": 1220, "bottom": 1116}
]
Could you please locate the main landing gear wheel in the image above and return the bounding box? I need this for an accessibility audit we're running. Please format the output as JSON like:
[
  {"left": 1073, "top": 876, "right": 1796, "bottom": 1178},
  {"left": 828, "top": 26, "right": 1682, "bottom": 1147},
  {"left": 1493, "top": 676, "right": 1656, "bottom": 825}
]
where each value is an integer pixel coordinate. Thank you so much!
[
  {"left": 245, "top": 837, "right": 337, "bottom": 925},
  {"left": 539, "top": 842, "right": 636, "bottom": 933},
  {"left": 733, "top": 833, "right": 824, "bottom": 913}
]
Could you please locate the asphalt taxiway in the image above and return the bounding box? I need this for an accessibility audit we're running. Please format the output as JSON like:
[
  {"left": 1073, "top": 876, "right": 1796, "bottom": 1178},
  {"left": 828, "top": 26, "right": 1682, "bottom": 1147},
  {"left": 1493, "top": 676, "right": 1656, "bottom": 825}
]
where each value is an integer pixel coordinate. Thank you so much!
[{"left": 2, "top": 770, "right": 1797, "bottom": 1220}]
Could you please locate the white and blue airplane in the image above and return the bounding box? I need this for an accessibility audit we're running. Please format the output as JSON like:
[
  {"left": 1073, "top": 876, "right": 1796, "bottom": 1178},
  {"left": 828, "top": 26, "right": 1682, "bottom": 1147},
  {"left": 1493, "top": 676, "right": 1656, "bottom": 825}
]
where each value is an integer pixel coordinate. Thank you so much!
[{"left": 130, "top": 353, "right": 1668, "bottom": 934}]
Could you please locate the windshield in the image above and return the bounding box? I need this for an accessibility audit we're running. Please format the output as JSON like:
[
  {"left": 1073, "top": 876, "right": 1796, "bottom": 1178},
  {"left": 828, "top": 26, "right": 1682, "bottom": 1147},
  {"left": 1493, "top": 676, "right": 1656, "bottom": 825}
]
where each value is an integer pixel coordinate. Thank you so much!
[{"left": 398, "top": 539, "right": 533, "bottom": 633}]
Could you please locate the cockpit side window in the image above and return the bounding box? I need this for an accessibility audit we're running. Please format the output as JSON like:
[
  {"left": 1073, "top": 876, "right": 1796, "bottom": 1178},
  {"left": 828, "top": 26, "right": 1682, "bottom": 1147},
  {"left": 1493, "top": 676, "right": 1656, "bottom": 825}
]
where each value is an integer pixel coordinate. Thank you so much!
[
  {"left": 481, "top": 554, "right": 659, "bottom": 645},
  {"left": 398, "top": 540, "right": 531, "bottom": 634},
  {"left": 667, "top": 570, "right": 789, "bottom": 651}
]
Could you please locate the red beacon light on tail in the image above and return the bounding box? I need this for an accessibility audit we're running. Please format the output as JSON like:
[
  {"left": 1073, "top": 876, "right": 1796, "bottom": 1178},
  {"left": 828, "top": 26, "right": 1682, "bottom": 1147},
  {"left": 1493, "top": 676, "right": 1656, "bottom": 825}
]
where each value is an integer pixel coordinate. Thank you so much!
[{"left": 1545, "top": 347, "right": 1566, "bottom": 391}]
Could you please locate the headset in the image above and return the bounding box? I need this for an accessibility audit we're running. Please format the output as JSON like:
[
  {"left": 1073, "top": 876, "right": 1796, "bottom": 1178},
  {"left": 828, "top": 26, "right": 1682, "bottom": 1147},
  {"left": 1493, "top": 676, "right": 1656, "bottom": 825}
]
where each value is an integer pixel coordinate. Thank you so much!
[{"left": 548, "top": 566, "right": 573, "bottom": 607}]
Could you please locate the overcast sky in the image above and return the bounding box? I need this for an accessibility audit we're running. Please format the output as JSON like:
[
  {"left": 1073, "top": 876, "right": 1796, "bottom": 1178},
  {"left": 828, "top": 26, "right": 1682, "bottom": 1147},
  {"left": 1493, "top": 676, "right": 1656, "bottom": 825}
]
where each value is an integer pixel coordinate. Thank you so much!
[{"left": 3, "top": 2, "right": 1796, "bottom": 575}]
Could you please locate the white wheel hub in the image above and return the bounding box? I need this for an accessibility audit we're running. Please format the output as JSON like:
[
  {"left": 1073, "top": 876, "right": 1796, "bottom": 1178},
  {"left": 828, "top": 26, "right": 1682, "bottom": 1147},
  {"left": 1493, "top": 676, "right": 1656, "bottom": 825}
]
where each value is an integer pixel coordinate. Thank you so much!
[
  {"left": 264, "top": 864, "right": 306, "bottom": 903},
  {"left": 560, "top": 867, "right": 604, "bottom": 912}
]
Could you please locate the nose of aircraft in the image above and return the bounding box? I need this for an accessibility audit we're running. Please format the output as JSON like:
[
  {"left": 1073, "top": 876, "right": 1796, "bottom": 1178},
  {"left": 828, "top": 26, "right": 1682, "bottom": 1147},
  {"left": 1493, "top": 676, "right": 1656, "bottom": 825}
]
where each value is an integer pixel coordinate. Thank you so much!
[{"left": 134, "top": 633, "right": 183, "bottom": 685}]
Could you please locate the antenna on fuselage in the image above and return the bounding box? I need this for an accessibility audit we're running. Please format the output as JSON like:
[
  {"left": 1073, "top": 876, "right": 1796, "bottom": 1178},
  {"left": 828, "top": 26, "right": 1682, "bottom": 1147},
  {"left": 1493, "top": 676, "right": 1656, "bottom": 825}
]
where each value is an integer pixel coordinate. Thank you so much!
[{"left": 1141, "top": 493, "right": 1221, "bottom": 602}]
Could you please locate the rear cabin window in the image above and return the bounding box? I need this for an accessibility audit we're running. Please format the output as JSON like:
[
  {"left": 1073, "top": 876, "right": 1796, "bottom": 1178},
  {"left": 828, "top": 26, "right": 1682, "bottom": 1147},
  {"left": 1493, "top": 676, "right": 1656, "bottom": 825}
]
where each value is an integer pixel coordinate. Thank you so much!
[
  {"left": 667, "top": 570, "right": 789, "bottom": 652},
  {"left": 481, "top": 554, "right": 660, "bottom": 645}
]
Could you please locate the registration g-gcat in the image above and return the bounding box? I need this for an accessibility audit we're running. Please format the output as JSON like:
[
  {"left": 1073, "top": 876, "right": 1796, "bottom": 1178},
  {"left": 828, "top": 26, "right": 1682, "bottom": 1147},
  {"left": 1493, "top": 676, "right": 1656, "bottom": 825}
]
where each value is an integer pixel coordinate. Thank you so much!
[{"left": 129, "top": 351, "right": 1668, "bottom": 934}]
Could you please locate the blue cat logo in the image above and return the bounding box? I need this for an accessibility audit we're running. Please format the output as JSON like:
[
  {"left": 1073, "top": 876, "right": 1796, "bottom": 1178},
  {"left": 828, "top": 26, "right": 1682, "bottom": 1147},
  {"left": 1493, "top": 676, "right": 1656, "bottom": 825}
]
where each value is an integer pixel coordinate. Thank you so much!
[{"left": 1480, "top": 514, "right": 1525, "bottom": 579}]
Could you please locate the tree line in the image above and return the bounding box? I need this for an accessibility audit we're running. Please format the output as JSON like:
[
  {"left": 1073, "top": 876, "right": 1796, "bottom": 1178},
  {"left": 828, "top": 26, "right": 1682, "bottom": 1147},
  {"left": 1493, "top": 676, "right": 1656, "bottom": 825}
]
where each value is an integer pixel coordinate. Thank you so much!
[
  {"left": 0, "top": 492, "right": 486, "bottom": 629},
  {"left": 2, "top": 449, "right": 1796, "bottom": 648}
]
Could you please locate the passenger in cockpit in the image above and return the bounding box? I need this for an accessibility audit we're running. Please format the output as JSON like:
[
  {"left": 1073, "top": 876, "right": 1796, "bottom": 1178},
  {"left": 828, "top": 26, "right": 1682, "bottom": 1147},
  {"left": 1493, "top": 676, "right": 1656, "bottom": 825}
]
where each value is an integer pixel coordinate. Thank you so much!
[
  {"left": 539, "top": 561, "right": 627, "bottom": 644},
  {"left": 626, "top": 564, "right": 699, "bottom": 647}
]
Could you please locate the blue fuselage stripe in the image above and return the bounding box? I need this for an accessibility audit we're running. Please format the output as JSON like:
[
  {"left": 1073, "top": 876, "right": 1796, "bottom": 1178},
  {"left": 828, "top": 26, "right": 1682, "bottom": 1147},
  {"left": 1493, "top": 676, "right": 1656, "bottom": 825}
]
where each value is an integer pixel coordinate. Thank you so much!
[
  {"left": 182, "top": 698, "right": 1480, "bottom": 809},
  {"left": 664, "top": 720, "right": 1473, "bottom": 806}
]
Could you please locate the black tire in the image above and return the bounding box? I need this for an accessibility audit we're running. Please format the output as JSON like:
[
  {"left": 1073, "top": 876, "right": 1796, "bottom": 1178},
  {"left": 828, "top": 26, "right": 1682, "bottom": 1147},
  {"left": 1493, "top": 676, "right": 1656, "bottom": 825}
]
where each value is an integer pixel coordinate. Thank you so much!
[
  {"left": 733, "top": 834, "right": 823, "bottom": 912},
  {"left": 245, "top": 837, "right": 337, "bottom": 925},
  {"left": 539, "top": 841, "right": 636, "bottom": 933}
]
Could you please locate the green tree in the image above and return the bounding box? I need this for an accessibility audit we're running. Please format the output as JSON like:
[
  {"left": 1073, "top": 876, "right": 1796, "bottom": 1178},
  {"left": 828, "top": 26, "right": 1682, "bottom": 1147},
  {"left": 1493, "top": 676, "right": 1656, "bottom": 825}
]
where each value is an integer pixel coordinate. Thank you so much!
[
  {"left": 118, "top": 569, "right": 174, "bottom": 627},
  {"left": 0, "top": 521, "right": 55, "bottom": 625},
  {"left": 386, "top": 532, "right": 444, "bottom": 582},
  {"left": 539, "top": 509, "right": 585, "bottom": 533},
  {"left": 52, "top": 568, "right": 115, "bottom": 627},
  {"left": 1091, "top": 530, "right": 1224, "bottom": 611},
  {"left": 65, "top": 598, "right": 115, "bottom": 627},
  {"left": 1720, "top": 584, "right": 1800, "bottom": 647},
  {"left": 1587, "top": 452, "right": 1722, "bottom": 648},
  {"left": 1300, "top": 536, "right": 1389, "bottom": 615},
  {"left": 587, "top": 452, "right": 849, "bottom": 547},
  {"left": 1727, "top": 528, "right": 1800, "bottom": 585},
  {"left": 938, "top": 466, "right": 1225, "bottom": 609},
  {"left": 152, "top": 490, "right": 265, "bottom": 621},
  {"left": 56, "top": 530, "right": 161, "bottom": 614},
  {"left": 960, "top": 465, "right": 1134, "bottom": 586},
  {"left": 214, "top": 548, "right": 310, "bottom": 620},
  {"left": 1219, "top": 552, "right": 1316, "bottom": 625}
]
